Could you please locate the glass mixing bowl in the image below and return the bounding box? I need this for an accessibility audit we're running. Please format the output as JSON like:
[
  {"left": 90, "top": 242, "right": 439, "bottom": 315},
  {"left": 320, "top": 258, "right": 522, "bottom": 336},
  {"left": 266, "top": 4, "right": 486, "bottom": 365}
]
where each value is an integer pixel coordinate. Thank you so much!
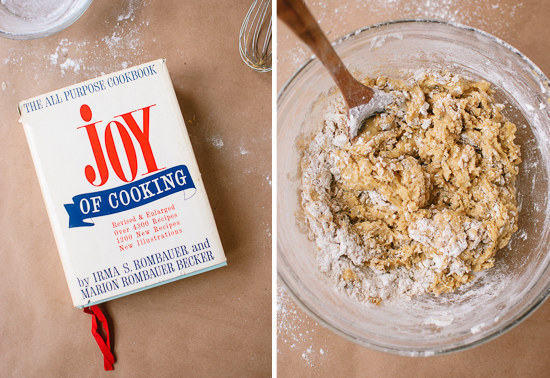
[
  {"left": 0, "top": 0, "right": 92, "bottom": 40},
  {"left": 277, "top": 20, "right": 550, "bottom": 356}
]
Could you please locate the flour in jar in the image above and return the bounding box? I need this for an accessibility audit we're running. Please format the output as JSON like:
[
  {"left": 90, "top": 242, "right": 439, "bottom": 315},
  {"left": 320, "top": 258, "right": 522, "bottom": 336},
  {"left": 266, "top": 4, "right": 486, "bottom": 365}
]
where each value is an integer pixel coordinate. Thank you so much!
[{"left": 300, "top": 70, "right": 521, "bottom": 304}]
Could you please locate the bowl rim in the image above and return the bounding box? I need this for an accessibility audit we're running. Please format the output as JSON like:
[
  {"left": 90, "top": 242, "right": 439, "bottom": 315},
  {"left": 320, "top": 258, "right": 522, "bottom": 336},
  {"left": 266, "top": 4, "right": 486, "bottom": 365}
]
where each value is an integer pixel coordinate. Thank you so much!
[
  {"left": 0, "top": 0, "right": 93, "bottom": 40},
  {"left": 277, "top": 18, "right": 549, "bottom": 102},
  {"left": 277, "top": 18, "right": 550, "bottom": 356}
]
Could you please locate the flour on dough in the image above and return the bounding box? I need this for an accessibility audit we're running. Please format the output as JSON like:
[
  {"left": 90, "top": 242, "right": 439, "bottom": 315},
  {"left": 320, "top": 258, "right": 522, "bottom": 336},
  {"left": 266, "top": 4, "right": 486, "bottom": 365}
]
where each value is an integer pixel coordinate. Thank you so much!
[{"left": 300, "top": 70, "right": 521, "bottom": 304}]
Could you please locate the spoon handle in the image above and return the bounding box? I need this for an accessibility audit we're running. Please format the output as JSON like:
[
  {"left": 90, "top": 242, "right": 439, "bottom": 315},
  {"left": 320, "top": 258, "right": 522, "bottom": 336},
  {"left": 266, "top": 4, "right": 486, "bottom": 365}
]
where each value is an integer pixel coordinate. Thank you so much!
[{"left": 277, "top": 0, "right": 372, "bottom": 105}]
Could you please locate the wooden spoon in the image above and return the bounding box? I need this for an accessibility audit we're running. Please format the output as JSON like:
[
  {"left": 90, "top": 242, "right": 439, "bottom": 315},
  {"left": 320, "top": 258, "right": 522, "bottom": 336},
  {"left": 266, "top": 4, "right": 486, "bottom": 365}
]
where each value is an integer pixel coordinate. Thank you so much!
[{"left": 278, "top": 0, "right": 393, "bottom": 140}]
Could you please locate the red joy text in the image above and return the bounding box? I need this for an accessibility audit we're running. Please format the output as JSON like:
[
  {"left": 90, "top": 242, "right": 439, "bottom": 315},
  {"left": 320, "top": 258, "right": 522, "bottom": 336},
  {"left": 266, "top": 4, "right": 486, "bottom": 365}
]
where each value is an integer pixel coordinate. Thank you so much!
[{"left": 78, "top": 104, "right": 165, "bottom": 186}]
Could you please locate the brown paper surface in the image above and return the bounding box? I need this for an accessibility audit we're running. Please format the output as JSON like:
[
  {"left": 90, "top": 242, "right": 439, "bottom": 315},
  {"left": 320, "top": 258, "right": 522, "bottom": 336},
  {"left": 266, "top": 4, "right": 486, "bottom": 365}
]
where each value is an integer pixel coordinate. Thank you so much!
[
  {"left": 0, "top": 0, "right": 271, "bottom": 376},
  {"left": 277, "top": 0, "right": 550, "bottom": 377}
]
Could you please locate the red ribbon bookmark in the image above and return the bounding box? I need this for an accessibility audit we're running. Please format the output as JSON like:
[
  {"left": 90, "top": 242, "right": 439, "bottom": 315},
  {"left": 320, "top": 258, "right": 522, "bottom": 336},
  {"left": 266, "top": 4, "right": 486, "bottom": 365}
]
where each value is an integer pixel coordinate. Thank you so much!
[{"left": 84, "top": 305, "right": 116, "bottom": 371}]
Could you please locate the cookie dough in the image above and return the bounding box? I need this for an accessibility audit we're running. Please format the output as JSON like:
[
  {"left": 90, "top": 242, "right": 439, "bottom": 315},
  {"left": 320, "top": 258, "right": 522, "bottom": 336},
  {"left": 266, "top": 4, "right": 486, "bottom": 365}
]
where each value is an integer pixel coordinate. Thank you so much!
[{"left": 300, "top": 70, "right": 521, "bottom": 304}]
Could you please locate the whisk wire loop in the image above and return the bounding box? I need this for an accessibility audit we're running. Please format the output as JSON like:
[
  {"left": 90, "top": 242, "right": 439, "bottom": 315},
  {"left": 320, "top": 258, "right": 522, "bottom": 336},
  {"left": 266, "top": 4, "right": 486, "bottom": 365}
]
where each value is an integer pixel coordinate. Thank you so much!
[{"left": 239, "top": 0, "right": 272, "bottom": 72}]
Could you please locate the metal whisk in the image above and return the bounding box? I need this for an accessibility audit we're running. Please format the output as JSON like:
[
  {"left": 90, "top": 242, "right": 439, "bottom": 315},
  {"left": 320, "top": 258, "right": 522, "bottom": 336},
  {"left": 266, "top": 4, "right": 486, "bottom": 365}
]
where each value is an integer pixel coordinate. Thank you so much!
[{"left": 239, "top": 0, "right": 272, "bottom": 72}]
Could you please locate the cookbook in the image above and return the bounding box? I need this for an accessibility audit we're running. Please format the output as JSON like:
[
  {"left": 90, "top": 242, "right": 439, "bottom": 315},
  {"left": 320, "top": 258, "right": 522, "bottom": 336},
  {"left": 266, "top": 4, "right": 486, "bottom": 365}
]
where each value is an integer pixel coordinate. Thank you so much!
[{"left": 19, "top": 59, "right": 227, "bottom": 308}]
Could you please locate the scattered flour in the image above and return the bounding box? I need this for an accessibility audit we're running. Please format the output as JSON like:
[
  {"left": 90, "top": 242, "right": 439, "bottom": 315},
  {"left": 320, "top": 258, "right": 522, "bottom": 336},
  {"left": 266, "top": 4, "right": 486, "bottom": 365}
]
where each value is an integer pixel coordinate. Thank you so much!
[
  {"left": 2, "top": 1, "right": 153, "bottom": 79},
  {"left": 59, "top": 58, "right": 82, "bottom": 74},
  {"left": 312, "top": 0, "right": 523, "bottom": 31},
  {"left": 280, "top": 0, "right": 524, "bottom": 83},
  {"left": 116, "top": 0, "right": 140, "bottom": 22},
  {"left": 48, "top": 49, "right": 58, "bottom": 66},
  {"left": 277, "top": 284, "right": 329, "bottom": 367},
  {"left": 210, "top": 137, "right": 224, "bottom": 149}
]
